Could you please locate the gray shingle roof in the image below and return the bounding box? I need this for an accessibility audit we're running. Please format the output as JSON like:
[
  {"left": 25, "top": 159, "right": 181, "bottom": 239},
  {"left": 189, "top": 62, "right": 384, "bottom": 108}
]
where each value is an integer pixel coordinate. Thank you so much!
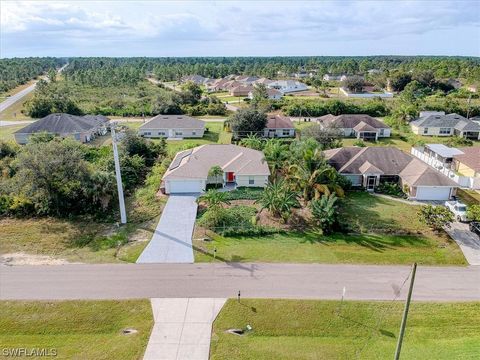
[
  {"left": 163, "top": 144, "right": 270, "bottom": 180},
  {"left": 411, "top": 113, "right": 480, "bottom": 131},
  {"left": 318, "top": 114, "right": 390, "bottom": 130},
  {"left": 140, "top": 115, "right": 205, "bottom": 130},
  {"left": 15, "top": 113, "right": 108, "bottom": 134}
]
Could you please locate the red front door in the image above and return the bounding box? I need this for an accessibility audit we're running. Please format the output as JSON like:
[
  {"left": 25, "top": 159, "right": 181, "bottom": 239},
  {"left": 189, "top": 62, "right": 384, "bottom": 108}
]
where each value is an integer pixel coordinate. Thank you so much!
[{"left": 226, "top": 172, "right": 235, "bottom": 182}]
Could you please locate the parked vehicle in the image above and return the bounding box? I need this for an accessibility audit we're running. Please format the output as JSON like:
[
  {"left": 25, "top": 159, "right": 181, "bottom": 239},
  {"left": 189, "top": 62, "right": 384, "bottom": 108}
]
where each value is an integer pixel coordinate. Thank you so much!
[
  {"left": 445, "top": 201, "right": 468, "bottom": 222},
  {"left": 469, "top": 222, "right": 480, "bottom": 236}
]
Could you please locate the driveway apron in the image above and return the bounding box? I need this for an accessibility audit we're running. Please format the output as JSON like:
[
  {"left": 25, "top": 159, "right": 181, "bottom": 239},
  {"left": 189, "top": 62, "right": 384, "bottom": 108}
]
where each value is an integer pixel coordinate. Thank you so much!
[{"left": 137, "top": 194, "right": 198, "bottom": 263}]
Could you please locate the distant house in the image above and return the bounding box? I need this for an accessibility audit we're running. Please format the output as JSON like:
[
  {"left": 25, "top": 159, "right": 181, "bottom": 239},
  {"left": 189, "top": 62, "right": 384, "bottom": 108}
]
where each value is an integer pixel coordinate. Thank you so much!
[
  {"left": 162, "top": 144, "right": 270, "bottom": 194},
  {"left": 14, "top": 113, "right": 109, "bottom": 144},
  {"left": 180, "top": 75, "right": 209, "bottom": 85},
  {"left": 410, "top": 113, "right": 480, "bottom": 140},
  {"left": 266, "top": 80, "right": 308, "bottom": 94},
  {"left": 316, "top": 114, "right": 391, "bottom": 141},
  {"left": 230, "top": 85, "right": 255, "bottom": 97},
  {"left": 247, "top": 88, "right": 283, "bottom": 100},
  {"left": 323, "top": 74, "right": 346, "bottom": 81},
  {"left": 254, "top": 78, "right": 273, "bottom": 85},
  {"left": 138, "top": 115, "right": 205, "bottom": 139},
  {"left": 264, "top": 115, "right": 295, "bottom": 138},
  {"left": 324, "top": 146, "right": 458, "bottom": 200},
  {"left": 453, "top": 147, "right": 480, "bottom": 177},
  {"left": 235, "top": 75, "right": 259, "bottom": 84}
]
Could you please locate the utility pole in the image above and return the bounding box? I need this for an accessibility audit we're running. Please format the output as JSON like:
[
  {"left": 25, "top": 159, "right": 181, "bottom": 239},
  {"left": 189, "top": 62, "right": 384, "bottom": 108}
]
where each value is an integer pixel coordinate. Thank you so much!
[
  {"left": 111, "top": 123, "right": 127, "bottom": 224},
  {"left": 394, "top": 263, "right": 417, "bottom": 360}
]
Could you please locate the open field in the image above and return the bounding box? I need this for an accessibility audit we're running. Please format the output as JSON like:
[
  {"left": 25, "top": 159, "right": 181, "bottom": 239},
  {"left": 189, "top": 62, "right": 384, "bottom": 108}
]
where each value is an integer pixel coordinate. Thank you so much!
[
  {"left": 0, "top": 124, "right": 25, "bottom": 140},
  {"left": 0, "top": 300, "right": 152, "bottom": 360},
  {"left": 194, "top": 192, "right": 466, "bottom": 265},
  {"left": 0, "top": 91, "right": 34, "bottom": 121},
  {"left": 211, "top": 299, "right": 480, "bottom": 360}
]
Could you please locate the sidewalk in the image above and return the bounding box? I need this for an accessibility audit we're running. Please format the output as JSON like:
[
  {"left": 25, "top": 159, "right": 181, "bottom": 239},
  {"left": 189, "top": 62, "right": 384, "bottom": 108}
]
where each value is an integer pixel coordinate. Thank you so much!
[{"left": 143, "top": 298, "right": 227, "bottom": 360}]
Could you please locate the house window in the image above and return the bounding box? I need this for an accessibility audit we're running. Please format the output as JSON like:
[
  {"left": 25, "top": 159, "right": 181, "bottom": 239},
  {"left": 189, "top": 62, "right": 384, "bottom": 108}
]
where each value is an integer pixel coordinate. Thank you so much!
[
  {"left": 175, "top": 131, "right": 183, "bottom": 136},
  {"left": 158, "top": 132, "right": 165, "bottom": 136},
  {"left": 248, "top": 176, "right": 255, "bottom": 185},
  {"left": 192, "top": 131, "right": 196, "bottom": 135},
  {"left": 379, "top": 128, "right": 384, "bottom": 136},
  {"left": 144, "top": 132, "right": 151, "bottom": 136},
  {"left": 282, "top": 129, "right": 291, "bottom": 136},
  {"left": 423, "top": 128, "right": 428, "bottom": 134},
  {"left": 439, "top": 128, "right": 450, "bottom": 134}
]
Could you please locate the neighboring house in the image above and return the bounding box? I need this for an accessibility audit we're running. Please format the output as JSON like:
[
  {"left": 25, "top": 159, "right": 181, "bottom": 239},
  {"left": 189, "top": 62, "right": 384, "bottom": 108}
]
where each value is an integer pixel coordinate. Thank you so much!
[
  {"left": 138, "top": 115, "right": 205, "bottom": 139},
  {"left": 180, "top": 75, "right": 209, "bottom": 85},
  {"left": 419, "top": 111, "right": 445, "bottom": 118},
  {"left": 266, "top": 80, "right": 308, "bottom": 94},
  {"left": 316, "top": 114, "right": 391, "bottom": 140},
  {"left": 230, "top": 85, "right": 255, "bottom": 97},
  {"left": 416, "top": 144, "right": 464, "bottom": 170},
  {"left": 14, "top": 113, "right": 109, "bottom": 144},
  {"left": 264, "top": 114, "right": 295, "bottom": 138},
  {"left": 254, "top": 78, "right": 273, "bottom": 85},
  {"left": 247, "top": 88, "right": 283, "bottom": 100},
  {"left": 323, "top": 74, "right": 346, "bottom": 81},
  {"left": 410, "top": 113, "right": 480, "bottom": 140},
  {"left": 324, "top": 146, "right": 458, "bottom": 200},
  {"left": 453, "top": 147, "right": 480, "bottom": 177},
  {"left": 161, "top": 144, "right": 270, "bottom": 194},
  {"left": 235, "top": 75, "right": 259, "bottom": 84}
]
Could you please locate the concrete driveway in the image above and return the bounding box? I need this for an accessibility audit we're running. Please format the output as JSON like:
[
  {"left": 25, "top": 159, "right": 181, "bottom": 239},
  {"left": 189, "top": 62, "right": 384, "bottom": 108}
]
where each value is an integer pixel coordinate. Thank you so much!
[
  {"left": 445, "top": 222, "right": 480, "bottom": 265},
  {"left": 137, "top": 194, "right": 198, "bottom": 263}
]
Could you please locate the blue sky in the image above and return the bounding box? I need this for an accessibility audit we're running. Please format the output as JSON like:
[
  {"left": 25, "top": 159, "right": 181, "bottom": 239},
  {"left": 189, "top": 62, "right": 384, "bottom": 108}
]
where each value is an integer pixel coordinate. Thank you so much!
[{"left": 1, "top": 0, "right": 479, "bottom": 57}]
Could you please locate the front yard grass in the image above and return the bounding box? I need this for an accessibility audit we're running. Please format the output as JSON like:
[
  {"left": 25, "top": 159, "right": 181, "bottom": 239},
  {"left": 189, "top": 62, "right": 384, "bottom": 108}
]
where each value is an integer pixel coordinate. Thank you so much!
[
  {"left": 193, "top": 192, "right": 466, "bottom": 265},
  {"left": 0, "top": 125, "right": 26, "bottom": 141},
  {"left": 0, "top": 300, "right": 153, "bottom": 360},
  {"left": 211, "top": 299, "right": 480, "bottom": 360}
]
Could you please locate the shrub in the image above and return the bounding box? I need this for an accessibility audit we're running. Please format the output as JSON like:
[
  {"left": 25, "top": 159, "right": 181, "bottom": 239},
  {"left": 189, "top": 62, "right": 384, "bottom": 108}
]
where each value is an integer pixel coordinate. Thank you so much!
[
  {"left": 467, "top": 205, "right": 480, "bottom": 221},
  {"left": 223, "top": 187, "right": 264, "bottom": 200},
  {"left": 376, "top": 182, "right": 406, "bottom": 198},
  {"left": 353, "top": 139, "right": 366, "bottom": 147},
  {"left": 418, "top": 205, "right": 454, "bottom": 231},
  {"left": 198, "top": 205, "right": 257, "bottom": 233}
]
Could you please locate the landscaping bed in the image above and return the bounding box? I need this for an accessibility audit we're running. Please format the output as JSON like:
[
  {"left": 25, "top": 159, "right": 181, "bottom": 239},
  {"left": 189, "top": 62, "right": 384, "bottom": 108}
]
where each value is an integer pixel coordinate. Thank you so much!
[{"left": 210, "top": 299, "right": 480, "bottom": 360}]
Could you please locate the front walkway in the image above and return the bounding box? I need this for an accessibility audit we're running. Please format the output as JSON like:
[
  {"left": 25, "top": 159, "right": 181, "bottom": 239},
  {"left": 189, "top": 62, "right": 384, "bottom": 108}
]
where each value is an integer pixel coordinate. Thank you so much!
[
  {"left": 445, "top": 222, "right": 480, "bottom": 266},
  {"left": 137, "top": 195, "right": 198, "bottom": 263},
  {"left": 143, "top": 298, "right": 227, "bottom": 360}
]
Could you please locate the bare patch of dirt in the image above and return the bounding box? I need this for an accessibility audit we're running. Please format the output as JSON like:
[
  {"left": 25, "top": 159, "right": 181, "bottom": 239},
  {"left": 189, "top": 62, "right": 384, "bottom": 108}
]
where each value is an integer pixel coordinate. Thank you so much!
[{"left": 0, "top": 252, "right": 77, "bottom": 266}]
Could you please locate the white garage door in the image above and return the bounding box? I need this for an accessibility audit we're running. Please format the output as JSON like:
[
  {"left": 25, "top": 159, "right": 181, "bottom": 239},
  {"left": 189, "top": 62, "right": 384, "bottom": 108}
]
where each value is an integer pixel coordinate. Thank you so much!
[
  {"left": 168, "top": 180, "right": 203, "bottom": 194},
  {"left": 416, "top": 187, "right": 452, "bottom": 201}
]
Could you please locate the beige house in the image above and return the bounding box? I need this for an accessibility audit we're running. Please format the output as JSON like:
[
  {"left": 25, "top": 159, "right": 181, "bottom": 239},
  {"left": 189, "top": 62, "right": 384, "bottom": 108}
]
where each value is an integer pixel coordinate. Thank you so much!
[
  {"left": 264, "top": 114, "right": 295, "bottom": 138},
  {"left": 316, "top": 114, "right": 391, "bottom": 141},
  {"left": 139, "top": 115, "right": 205, "bottom": 139},
  {"left": 410, "top": 113, "right": 480, "bottom": 139},
  {"left": 162, "top": 144, "right": 270, "bottom": 194},
  {"left": 324, "top": 147, "right": 458, "bottom": 200},
  {"left": 454, "top": 147, "right": 480, "bottom": 177},
  {"left": 230, "top": 85, "right": 255, "bottom": 97}
]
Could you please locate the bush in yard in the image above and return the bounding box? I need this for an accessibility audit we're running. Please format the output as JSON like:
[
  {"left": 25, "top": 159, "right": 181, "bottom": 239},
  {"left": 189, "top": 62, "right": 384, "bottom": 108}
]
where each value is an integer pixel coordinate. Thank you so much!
[
  {"left": 198, "top": 205, "right": 257, "bottom": 233},
  {"left": 467, "top": 205, "right": 480, "bottom": 221},
  {"left": 257, "top": 181, "right": 299, "bottom": 221},
  {"left": 310, "top": 193, "right": 338, "bottom": 234},
  {"left": 376, "top": 182, "right": 406, "bottom": 198},
  {"left": 418, "top": 205, "right": 454, "bottom": 231},
  {"left": 353, "top": 139, "right": 366, "bottom": 147},
  {"left": 223, "top": 187, "right": 264, "bottom": 200},
  {"left": 229, "top": 108, "right": 267, "bottom": 138}
]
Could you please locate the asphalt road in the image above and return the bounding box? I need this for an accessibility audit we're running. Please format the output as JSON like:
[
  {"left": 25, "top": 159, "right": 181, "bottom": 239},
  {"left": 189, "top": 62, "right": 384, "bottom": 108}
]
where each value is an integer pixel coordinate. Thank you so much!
[
  {"left": 1, "top": 263, "right": 479, "bottom": 301},
  {"left": 0, "top": 82, "right": 38, "bottom": 113}
]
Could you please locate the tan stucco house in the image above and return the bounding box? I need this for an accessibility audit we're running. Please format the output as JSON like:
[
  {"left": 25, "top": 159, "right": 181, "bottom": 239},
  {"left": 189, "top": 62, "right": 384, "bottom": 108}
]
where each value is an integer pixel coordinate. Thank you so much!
[
  {"left": 410, "top": 113, "right": 480, "bottom": 140},
  {"left": 139, "top": 115, "right": 205, "bottom": 139}
]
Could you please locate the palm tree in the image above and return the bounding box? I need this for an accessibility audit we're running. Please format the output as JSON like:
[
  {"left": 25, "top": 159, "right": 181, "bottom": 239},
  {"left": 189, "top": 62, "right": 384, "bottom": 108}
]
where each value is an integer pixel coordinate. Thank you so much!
[
  {"left": 263, "top": 139, "right": 288, "bottom": 179},
  {"left": 240, "top": 134, "right": 264, "bottom": 150},
  {"left": 208, "top": 165, "right": 224, "bottom": 188},
  {"left": 198, "top": 189, "right": 230, "bottom": 210},
  {"left": 257, "top": 181, "right": 299, "bottom": 220}
]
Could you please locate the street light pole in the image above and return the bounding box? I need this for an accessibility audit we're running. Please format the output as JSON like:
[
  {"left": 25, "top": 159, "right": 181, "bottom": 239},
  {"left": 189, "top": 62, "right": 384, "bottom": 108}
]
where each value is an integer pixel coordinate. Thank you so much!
[{"left": 111, "top": 123, "right": 127, "bottom": 224}]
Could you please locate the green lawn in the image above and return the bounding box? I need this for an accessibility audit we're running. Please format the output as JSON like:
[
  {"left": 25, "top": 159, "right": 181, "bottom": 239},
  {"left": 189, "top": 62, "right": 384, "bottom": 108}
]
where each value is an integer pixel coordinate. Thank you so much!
[
  {"left": 193, "top": 192, "right": 466, "bottom": 265},
  {"left": 0, "top": 92, "right": 34, "bottom": 121},
  {"left": 0, "top": 300, "right": 153, "bottom": 360},
  {"left": 211, "top": 299, "right": 480, "bottom": 360},
  {"left": 0, "top": 124, "right": 25, "bottom": 141}
]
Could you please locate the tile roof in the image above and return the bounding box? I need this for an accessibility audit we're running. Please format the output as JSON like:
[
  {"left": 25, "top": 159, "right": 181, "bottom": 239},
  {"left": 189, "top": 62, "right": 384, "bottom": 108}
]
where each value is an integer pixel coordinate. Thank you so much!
[
  {"left": 163, "top": 144, "right": 270, "bottom": 180},
  {"left": 140, "top": 115, "right": 205, "bottom": 130}
]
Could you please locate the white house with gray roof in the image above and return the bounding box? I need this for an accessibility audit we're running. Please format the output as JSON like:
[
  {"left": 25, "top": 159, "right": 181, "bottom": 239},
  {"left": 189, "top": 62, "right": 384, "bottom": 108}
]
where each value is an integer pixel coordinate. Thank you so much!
[
  {"left": 410, "top": 113, "right": 480, "bottom": 140},
  {"left": 139, "top": 115, "right": 205, "bottom": 139},
  {"left": 162, "top": 144, "right": 270, "bottom": 194},
  {"left": 14, "top": 113, "right": 109, "bottom": 144}
]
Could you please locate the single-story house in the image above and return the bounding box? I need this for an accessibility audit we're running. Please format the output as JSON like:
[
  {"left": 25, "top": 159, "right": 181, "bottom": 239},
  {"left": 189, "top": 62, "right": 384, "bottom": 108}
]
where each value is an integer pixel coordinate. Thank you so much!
[
  {"left": 235, "top": 75, "right": 259, "bottom": 84},
  {"left": 266, "top": 80, "right": 308, "bottom": 94},
  {"left": 14, "top": 113, "right": 109, "bottom": 144},
  {"left": 138, "top": 115, "right": 205, "bottom": 139},
  {"left": 230, "top": 85, "right": 255, "bottom": 97},
  {"left": 316, "top": 114, "right": 391, "bottom": 140},
  {"left": 248, "top": 88, "right": 283, "bottom": 100},
  {"left": 410, "top": 113, "right": 480, "bottom": 140},
  {"left": 453, "top": 147, "right": 480, "bottom": 177},
  {"left": 180, "top": 75, "right": 209, "bottom": 85},
  {"left": 264, "top": 115, "right": 295, "bottom": 138},
  {"left": 161, "top": 144, "right": 270, "bottom": 194},
  {"left": 324, "top": 146, "right": 458, "bottom": 200}
]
